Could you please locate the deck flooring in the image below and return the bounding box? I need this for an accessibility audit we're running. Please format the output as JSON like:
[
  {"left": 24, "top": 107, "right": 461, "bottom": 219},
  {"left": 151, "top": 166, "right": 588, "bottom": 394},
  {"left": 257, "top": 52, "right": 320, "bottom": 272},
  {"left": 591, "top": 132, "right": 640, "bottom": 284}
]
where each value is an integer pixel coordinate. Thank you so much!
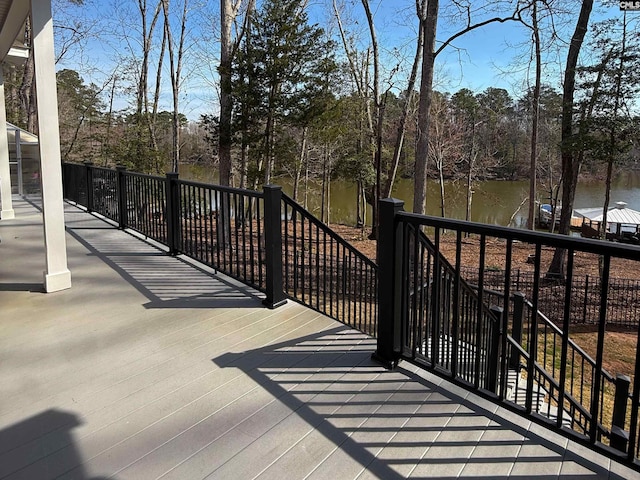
[{"left": 0, "top": 197, "right": 637, "bottom": 479}]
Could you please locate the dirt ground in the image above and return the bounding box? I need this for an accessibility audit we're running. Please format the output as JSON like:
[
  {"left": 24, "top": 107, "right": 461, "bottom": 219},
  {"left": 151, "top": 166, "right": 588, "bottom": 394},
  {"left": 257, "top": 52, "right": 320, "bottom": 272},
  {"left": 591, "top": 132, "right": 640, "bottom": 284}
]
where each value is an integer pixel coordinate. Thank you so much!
[{"left": 329, "top": 223, "right": 640, "bottom": 280}]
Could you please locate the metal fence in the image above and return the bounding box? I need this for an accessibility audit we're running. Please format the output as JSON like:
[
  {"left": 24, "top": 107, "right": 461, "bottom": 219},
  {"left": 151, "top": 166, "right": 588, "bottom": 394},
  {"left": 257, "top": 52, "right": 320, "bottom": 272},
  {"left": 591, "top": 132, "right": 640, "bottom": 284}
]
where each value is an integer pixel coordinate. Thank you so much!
[
  {"left": 177, "top": 179, "right": 267, "bottom": 292},
  {"left": 374, "top": 198, "right": 640, "bottom": 469},
  {"left": 461, "top": 266, "right": 640, "bottom": 328},
  {"left": 282, "top": 193, "right": 378, "bottom": 337},
  {"left": 61, "top": 163, "right": 375, "bottom": 332},
  {"left": 62, "top": 163, "right": 640, "bottom": 470}
]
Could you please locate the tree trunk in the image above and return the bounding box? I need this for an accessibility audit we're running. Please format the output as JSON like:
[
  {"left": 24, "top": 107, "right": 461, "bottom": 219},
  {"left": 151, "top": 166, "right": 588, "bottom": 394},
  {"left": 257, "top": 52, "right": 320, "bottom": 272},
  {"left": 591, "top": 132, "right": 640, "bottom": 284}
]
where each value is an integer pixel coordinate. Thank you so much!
[
  {"left": 383, "top": 17, "right": 423, "bottom": 199},
  {"left": 162, "top": 0, "right": 187, "bottom": 174},
  {"left": 548, "top": 0, "right": 594, "bottom": 279},
  {"left": 219, "top": 0, "right": 236, "bottom": 186},
  {"left": 414, "top": 0, "right": 438, "bottom": 215},
  {"left": 465, "top": 122, "right": 478, "bottom": 224},
  {"left": 293, "top": 126, "right": 307, "bottom": 200},
  {"left": 600, "top": 16, "right": 627, "bottom": 245},
  {"left": 361, "top": 0, "right": 382, "bottom": 239},
  {"left": 527, "top": 1, "right": 541, "bottom": 230},
  {"left": 437, "top": 155, "right": 445, "bottom": 217}
]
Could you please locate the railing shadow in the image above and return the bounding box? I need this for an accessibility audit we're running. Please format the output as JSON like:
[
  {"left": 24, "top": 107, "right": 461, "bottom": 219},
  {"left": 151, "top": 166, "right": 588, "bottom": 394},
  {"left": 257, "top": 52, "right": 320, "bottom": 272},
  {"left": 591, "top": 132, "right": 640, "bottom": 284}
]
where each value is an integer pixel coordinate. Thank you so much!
[
  {"left": 0, "top": 282, "right": 43, "bottom": 292},
  {"left": 211, "top": 327, "right": 619, "bottom": 479},
  {"left": 63, "top": 204, "right": 263, "bottom": 309},
  {"left": 0, "top": 409, "right": 110, "bottom": 479}
]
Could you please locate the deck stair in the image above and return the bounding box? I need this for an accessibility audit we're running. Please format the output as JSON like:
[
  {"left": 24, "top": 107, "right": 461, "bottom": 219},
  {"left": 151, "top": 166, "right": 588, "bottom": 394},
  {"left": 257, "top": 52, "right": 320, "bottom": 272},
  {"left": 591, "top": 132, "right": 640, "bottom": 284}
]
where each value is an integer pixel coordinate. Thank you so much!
[
  {"left": 423, "top": 335, "right": 575, "bottom": 430},
  {"left": 504, "top": 367, "right": 574, "bottom": 429}
]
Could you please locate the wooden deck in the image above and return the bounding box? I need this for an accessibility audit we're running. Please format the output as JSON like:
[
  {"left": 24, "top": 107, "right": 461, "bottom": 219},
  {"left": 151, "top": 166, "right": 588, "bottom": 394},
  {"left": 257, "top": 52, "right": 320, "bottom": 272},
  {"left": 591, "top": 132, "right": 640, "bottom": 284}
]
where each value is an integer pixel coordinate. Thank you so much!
[{"left": 1, "top": 197, "right": 637, "bottom": 479}]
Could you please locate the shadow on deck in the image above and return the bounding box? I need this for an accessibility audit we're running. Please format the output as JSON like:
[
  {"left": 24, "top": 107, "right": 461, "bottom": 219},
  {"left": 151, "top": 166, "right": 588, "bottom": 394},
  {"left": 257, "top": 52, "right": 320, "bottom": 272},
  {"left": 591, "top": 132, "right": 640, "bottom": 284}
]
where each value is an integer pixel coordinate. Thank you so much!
[{"left": 0, "top": 198, "right": 636, "bottom": 479}]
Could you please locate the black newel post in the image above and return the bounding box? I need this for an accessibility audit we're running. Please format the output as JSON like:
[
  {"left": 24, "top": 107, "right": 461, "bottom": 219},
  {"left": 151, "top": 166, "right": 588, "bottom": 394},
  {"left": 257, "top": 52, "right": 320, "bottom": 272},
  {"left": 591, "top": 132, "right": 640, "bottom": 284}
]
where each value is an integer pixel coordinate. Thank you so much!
[
  {"left": 116, "top": 165, "right": 127, "bottom": 230},
  {"left": 487, "top": 305, "right": 503, "bottom": 393},
  {"left": 611, "top": 374, "right": 631, "bottom": 453},
  {"left": 510, "top": 292, "right": 525, "bottom": 370},
  {"left": 372, "top": 198, "right": 404, "bottom": 370},
  {"left": 165, "top": 172, "right": 180, "bottom": 255},
  {"left": 84, "top": 162, "right": 94, "bottom": 213},
  {"left": 262, "top": 185, "right": 287, "bottom": 309}
]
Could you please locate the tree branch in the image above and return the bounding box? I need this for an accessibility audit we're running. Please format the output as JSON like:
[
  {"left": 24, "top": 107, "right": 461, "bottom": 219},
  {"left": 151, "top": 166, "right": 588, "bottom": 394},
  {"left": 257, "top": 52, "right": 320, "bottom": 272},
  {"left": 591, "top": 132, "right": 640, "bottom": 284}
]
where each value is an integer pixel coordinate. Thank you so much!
[{"left": 435, "top": 11, "right": 525, "bottom": 58}]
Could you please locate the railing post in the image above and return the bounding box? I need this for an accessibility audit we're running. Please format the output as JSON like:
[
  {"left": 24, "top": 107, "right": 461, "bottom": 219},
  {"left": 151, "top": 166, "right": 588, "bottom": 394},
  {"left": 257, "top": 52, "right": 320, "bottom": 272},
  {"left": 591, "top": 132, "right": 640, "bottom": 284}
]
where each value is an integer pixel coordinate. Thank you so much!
[
  {"left": 372, "top": 198, "right": 404, "bottom": 370},
  {"left": 262, "top": 185, "right": 287, "bottom": 309},
  {"left": 487, "top": 305, "right": 503, "bottom": 393},
  {"left": 116, "top": 165, "right": 127, "bottom": 230},
  {"left": 84, "top": 162, "right": 94, "bottom": 213},
  {"left": 611, "top": 374, "right": 631, "bottom": 452},
  {"left": 510, "top": 292, "right": 526, "bottom": 370},
  {"left": 165, "top": 172, "right": 180, "bottom": 255}
]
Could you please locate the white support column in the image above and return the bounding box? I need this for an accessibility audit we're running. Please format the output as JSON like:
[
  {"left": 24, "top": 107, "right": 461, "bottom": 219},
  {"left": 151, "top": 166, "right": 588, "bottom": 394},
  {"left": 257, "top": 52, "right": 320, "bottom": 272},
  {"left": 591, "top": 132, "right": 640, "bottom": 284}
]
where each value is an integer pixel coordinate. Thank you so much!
[
  {"left": 0, "top": 68, "right": 14, "bottom": 220},
  {"left": 31, "top": 0, "right": 71, "bottom": 292}
]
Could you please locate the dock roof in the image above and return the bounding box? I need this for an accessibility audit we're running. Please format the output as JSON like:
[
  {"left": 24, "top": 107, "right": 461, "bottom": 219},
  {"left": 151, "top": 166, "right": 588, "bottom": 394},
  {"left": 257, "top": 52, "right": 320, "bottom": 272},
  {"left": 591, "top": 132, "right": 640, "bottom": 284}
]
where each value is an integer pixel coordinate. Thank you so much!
[{"left": 575, "top": 202, "right": 640, "bottom": 225}]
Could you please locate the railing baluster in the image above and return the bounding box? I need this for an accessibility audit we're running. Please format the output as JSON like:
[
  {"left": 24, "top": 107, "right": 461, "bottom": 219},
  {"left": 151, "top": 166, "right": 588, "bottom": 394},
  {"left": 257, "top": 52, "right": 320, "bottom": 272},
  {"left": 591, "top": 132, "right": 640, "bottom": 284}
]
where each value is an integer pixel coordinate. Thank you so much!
[
  {"left": 452, "top": 230, "right": 462, "bottom": 378},
  {"left": 627, "top": 318, "right": 640, "bottom": 461},
  {"left": 499, "top": 239, "right": 513, "bottom": 399},
  {"left": 411, "top": 225, "right": 420, "bottom": 358},
  {"left": 474, "top": 234, "right": 486, "bottom": 389},
  {"left": 526, "top": 243, "right": 542, "bottom": 414},
  {"left": 590, "top": 254, "right": 611, "bottom": 443},
  {"left": 557, "top": 248, "right": 574, "bottom": 430}
]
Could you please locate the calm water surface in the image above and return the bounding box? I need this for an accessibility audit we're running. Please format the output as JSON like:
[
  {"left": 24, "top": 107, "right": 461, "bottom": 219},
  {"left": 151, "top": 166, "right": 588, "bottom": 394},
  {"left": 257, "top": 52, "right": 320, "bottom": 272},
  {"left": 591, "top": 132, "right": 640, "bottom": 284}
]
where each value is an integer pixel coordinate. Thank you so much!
[{"left": 180, "top": 165, "right": 640, "bottom": 227}]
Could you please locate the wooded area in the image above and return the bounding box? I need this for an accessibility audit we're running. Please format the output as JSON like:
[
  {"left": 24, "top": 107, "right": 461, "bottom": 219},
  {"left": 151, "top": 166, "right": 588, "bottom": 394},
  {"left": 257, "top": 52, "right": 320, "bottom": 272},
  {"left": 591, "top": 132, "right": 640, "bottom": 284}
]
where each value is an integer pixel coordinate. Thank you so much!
[{"left": 4, "top": 0, "right": 640, "bottom": 239}]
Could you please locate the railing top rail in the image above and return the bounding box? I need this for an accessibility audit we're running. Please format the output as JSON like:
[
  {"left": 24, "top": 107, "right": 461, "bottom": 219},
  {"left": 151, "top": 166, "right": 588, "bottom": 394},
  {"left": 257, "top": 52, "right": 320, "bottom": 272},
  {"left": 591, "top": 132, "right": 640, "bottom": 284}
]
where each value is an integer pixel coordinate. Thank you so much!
[
  {"left": 397, "top": 211, "right": 640, "bottom": 261},
  {"left": 282, "top": 192, "right": 377, "bottom": 270},
  {"left": 177, "top": 178, "right": 264, "bottom": 198}
]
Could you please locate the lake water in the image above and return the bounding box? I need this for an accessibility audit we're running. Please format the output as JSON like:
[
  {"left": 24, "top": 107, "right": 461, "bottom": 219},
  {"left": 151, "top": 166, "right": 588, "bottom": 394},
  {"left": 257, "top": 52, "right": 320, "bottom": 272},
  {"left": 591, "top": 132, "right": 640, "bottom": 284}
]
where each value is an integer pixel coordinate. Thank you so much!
[{"left": 180, "top": 164, "right": 640, "bottom": 227}]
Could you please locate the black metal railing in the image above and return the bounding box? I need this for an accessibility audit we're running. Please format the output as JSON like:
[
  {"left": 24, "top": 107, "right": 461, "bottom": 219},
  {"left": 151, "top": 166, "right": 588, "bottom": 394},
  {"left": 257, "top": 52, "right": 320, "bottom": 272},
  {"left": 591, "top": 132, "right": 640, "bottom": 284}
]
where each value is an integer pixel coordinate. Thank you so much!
[
  {"left": 61, "top": 163, "right": 640, "bottom": 469},
  {"left": 177, "top": 179, "right": 267, "bottom": 293},
  {"left": 62, "top": 162, "right": 87, "bottom": 206},
  {"left": 507, "top": 293, "right": 616, "bottom": 439},
  {"left": 282, "top": 193, "right": 378, "bottom": 337},
  {"left": 121, "top": 170, "right": 168, "bottom": 244},
  {"left": 90, "top": 166, "right": 119, "bottom": 222},
  {"left": 61, "top": 163, "right": 373, "bottom": 328},
  {"left": 374, "top": 198, "right": 640, "bottom": 468},
  {"left": 399, "top": 223, "right": 501, "bottom": 391}
]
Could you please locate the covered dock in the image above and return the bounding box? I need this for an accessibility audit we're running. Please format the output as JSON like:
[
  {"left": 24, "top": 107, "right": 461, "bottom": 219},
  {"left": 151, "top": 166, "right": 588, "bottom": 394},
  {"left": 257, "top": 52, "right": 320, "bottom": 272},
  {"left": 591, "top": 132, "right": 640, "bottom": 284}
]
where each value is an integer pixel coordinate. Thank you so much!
[{"left": 575, "top": 202, "right": 640, "bottom": 243}]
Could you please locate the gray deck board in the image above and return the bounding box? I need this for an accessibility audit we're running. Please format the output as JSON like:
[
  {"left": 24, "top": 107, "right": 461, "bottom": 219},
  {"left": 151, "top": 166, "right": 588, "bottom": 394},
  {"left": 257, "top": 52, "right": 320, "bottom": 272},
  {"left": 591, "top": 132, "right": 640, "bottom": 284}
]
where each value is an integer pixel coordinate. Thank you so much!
[{"left": 1, "top": 197, "right": 637, "bottom": 479}]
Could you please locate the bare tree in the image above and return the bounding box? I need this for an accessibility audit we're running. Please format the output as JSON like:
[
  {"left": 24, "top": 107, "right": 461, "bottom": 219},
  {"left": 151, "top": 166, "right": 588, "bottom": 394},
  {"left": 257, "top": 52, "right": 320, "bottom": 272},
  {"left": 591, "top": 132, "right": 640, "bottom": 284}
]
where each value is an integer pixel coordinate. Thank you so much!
[
  {"left": 548, "top": 0, "right": 594, "bottom": 278},
  {"left": 219, "top": 0, "right": 255, "bottom": 186},
  {"left": 527, "top": 1, "right": 541, "bottom": 230},
  {"left": 413, "top": 0, "right": 438, "bottom": 215},
  {"left": 162, "top": 0, "right": 189, "bottom": 173},
  {"left": 413, "top": 1, "right": 528, "bottom": 215},
  {"left": 382, "top": 11, "right": 423, "bottom": 200}
]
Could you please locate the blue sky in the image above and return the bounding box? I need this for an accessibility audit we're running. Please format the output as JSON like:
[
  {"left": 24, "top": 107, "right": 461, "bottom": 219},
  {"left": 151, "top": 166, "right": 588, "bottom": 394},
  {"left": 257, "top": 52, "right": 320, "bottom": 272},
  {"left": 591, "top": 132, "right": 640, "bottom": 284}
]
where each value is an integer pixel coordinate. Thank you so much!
[{"left": 53, "top": 0, "right": 631, "bottom": 121}]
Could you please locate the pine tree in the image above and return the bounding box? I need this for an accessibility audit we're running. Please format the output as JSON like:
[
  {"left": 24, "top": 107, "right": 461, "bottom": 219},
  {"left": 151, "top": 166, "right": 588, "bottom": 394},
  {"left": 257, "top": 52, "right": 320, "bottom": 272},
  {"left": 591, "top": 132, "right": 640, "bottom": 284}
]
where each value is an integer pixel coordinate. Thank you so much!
[{"left": 233, "top": 0, "right": 336, "bottom": 185}]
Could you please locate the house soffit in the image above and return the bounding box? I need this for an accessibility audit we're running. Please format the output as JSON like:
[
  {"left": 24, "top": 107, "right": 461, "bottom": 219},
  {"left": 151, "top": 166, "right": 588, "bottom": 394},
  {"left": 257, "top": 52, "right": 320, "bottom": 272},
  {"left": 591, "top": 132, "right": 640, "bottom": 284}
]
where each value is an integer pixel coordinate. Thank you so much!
[{"left": 0, "top": 1, "right": 30, "bottom": 65}]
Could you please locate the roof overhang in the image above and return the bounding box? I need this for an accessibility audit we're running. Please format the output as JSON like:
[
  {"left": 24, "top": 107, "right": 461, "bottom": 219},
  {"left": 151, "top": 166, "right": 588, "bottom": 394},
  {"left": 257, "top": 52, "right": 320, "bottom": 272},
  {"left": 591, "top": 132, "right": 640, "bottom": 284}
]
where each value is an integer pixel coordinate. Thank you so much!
[{"left": 0, "top": 1, "right": 30, "bottom": 64}]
